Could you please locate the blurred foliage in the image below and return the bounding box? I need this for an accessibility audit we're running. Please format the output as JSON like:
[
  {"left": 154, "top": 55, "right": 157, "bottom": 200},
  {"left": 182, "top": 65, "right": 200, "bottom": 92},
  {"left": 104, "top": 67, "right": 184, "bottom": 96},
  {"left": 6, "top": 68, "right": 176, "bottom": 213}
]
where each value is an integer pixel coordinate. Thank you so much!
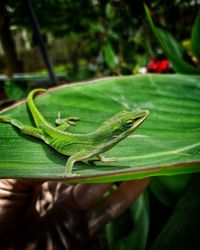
[
  {"left": 4, "top": 79, "right": 28, "bottom": 101},
  {"left": 3, "top": 0, "right": 199, "bottom": 78},
  {"left": 145, "top": 4, "right": 200, "bottom": 74}
]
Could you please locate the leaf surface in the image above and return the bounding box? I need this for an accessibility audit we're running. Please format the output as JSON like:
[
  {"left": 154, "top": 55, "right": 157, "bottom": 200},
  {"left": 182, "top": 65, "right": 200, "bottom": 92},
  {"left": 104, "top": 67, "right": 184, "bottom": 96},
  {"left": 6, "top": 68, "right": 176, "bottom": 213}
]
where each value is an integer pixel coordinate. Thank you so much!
[{"left": 0, "top": 74, "right": 200, "bottom": 182}]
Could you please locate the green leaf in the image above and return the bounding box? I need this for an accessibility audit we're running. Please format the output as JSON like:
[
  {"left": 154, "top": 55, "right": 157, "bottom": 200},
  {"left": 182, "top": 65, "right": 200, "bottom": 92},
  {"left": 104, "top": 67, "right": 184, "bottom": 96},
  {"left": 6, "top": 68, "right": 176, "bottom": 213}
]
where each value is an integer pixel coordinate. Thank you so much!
[
  {"left": 191, "top": 12, "right": 200, "bottom": 60},
  {"left": 4, "top": 80, "right": 28, "bottom": 101},
  {"left": 153, "top": 27, "right": 184, "bottom": 59},
  {"left": 0, "top": 74, "right": 200, "bottom": 182},
  {"left": 151, "top": 174, "right": 200, "bottom": 250},
  {"left": 103, "top": 42, "right": 117, "bottom": 69},
  {"left": 106, "top": 222, "right": 115, "bottom": 250},
  {"left": 144, "top": 4, "right": 200, "bottom": 74},
  {"left": 150, "top": 174, "right": 191, "bottom": 207},
  {"left": 105, "top": 3, "right": 115, "bottom": 19},
  {"left": 118, "top": 192, "right": 149, "bottom": 250}
]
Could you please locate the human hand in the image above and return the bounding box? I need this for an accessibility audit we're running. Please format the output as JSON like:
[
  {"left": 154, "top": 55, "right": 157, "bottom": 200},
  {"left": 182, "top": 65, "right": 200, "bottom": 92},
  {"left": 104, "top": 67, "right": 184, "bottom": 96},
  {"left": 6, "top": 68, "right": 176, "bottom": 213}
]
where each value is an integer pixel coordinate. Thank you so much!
[{"left": 0, "top": 178, "right": 149, "bottom": 250}]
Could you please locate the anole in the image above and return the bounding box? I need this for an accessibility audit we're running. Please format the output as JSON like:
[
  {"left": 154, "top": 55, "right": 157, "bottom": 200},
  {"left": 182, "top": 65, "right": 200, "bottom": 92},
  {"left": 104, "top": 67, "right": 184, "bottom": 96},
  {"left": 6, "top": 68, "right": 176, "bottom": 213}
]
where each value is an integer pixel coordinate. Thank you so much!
[{"left": 0, "top": 89, "right": 149, "bottom": 176}]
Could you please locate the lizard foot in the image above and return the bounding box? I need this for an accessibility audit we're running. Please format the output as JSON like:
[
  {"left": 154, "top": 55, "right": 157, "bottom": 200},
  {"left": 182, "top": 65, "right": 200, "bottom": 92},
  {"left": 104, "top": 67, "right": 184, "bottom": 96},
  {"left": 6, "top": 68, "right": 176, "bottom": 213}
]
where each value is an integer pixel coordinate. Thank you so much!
[
  {"left": 98, "top": 155, "right": 117, "bottom": 163},
  {"left": 56, "top": 112, "right": 80, "bottom": 126},
  {"left": 57, "top": 172, "right": 80, "bottom": 177}
]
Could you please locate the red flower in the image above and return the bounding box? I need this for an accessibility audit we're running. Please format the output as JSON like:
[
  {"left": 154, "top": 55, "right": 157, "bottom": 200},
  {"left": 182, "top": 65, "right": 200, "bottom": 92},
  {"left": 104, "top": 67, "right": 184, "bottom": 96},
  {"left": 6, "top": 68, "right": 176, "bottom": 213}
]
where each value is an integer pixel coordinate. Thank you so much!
[{"left": 147, "top": 58, "right": 170, "bottom": 73}]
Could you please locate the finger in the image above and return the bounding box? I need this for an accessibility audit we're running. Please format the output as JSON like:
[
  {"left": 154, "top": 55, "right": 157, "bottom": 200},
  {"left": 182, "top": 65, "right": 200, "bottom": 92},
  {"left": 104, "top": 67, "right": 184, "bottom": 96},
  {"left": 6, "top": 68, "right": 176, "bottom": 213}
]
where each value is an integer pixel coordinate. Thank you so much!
[
  {"left": 87, "top": 178, "right": 150, "bottom": 237},
  {"left": 71, "top": 183, "right": 113, "bottom": 210},
  {"left": 0, "top": 179, "right": 45, "bottom": 192}
]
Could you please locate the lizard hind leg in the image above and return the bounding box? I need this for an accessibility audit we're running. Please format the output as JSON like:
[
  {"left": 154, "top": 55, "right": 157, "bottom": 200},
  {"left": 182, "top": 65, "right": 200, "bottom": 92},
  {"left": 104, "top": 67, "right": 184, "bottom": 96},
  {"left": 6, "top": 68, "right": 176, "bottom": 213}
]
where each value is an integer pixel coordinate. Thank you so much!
[
  {"left": 0, "top": 116, "right": 42, "bottom": 139},
  {"left": 60, "top": 151, "right": 90, "bottom": 177},
  {"left": 97, "top": 154, "right": 117, "bottom": 163}
]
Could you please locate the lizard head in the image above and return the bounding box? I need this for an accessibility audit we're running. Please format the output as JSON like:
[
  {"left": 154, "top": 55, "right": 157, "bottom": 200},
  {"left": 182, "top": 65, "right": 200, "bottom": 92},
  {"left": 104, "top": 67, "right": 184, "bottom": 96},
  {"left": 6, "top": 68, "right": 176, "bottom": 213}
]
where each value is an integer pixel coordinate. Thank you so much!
[
  {"left": 92, "top": 110, "right": 149, "bottom": 153},
  {"left": 108, "top": 110, "right": 149, "bottom": 140}
]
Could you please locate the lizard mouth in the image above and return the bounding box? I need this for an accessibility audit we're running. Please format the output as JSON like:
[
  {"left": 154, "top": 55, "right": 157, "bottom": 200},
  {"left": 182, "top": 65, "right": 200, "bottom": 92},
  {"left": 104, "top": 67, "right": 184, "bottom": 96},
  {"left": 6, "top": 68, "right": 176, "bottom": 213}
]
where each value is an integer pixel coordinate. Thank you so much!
[{"left": 133, "top": 110, "right": 149, "bottom": 126}]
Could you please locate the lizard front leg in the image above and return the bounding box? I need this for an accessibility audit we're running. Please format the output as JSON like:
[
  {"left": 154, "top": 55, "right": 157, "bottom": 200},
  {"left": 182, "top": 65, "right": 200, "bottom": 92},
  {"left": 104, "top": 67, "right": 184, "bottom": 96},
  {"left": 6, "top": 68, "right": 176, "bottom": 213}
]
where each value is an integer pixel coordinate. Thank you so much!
[
  {"left": 0, "top": 116, "right": 42, "bottom": 139},
  {"left": 55, "top": 112, "right": 80, "bottom": 131}
]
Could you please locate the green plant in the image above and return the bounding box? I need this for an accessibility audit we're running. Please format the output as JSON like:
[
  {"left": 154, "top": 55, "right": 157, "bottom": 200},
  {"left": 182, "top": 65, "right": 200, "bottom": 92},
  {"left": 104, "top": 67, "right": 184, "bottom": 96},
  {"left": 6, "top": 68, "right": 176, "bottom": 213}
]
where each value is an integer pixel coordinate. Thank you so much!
[{"left": 144, "top": 4, "right": 200, "bottom": 74}]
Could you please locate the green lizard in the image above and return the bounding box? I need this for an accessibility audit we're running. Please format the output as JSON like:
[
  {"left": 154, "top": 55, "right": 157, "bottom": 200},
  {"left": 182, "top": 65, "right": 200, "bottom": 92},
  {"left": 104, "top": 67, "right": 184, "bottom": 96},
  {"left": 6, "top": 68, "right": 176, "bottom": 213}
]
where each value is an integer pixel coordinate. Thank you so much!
[{"left": 0, "top": 89, "right": 149, "bottom": 176}]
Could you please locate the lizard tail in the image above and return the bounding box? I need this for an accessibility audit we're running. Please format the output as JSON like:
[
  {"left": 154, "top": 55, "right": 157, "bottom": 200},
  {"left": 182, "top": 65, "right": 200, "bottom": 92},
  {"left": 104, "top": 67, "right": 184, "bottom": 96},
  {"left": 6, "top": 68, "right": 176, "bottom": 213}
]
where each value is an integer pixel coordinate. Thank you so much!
[{"left": 27, "top": 88, "right": 47, "bottom": 128}]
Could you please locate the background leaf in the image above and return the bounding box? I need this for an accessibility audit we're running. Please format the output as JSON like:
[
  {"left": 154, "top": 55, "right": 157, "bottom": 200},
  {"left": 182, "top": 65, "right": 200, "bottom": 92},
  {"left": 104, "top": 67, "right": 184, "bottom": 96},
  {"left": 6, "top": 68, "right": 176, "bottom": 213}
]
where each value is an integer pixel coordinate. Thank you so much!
[
  {"left": 191, "top": 12, "right": 200, "bottom": 60},
  {"left": 0, "top": 74, "right": 200, "bottom": 182},
  {"left": 118, "top": 192, "right": 149, "bottom": 250},
  {"left": 144, "top": 4, "right": 200, "bottom": 74},
  {"left": 4, "top": 79, "right": 28, "bottom": 101},
  {"left": 151, "top": 174, "right": 200, "bottom": 250},
  {"left": 149, "top": 174, "right": 191, "bottom": 207},
  {"left": 103, "top": 42, "right": 117, "bottom": 69},
  {"left": 106, "top": 192, "right": 149, "bottom": 250}
]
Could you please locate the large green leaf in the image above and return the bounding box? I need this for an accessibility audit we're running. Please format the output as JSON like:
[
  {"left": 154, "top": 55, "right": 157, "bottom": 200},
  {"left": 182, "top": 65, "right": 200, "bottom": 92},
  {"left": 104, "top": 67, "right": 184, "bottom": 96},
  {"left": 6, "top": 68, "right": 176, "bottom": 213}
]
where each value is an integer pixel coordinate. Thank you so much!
[{"left": 0, "top": 74, "right": 200, "bottom": 182}]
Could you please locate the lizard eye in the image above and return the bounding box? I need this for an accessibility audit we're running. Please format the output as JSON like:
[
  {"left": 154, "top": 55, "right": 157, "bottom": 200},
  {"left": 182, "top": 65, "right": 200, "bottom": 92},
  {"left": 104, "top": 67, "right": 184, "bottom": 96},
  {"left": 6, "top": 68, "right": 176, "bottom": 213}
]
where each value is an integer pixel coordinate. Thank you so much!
[{"left": 124, "top": 120, "right": 133, "bottom": 129}]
